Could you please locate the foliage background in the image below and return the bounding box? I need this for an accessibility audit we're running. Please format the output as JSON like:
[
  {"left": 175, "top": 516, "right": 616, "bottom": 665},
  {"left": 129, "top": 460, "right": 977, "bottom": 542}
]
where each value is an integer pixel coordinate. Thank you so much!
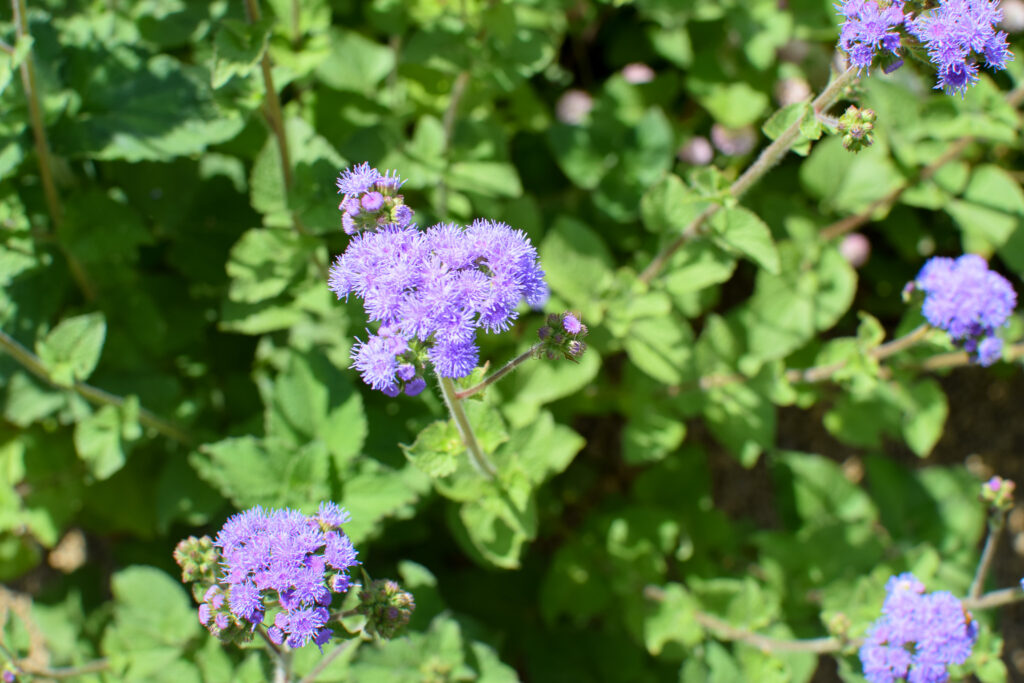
[{"left": 2, "top": 0, "right": 1024, "bottom": 680}]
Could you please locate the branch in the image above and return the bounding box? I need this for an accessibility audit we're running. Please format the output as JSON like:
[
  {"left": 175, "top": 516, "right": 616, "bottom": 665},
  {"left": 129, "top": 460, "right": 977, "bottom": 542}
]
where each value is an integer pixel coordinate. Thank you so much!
[
  {"left": 436, "top": 70, "right": 470, "bottom": 218},
  {"left": 969, "top": 509, "right": 1007, "bottom": 600},
  {"left": 0, "top": 329, "right": 194, "bottom": 446},
  {"left": 637, "top": 64, "right": 859, "bottom": 286},
  {"left": 438, "top": 375, "right": 497, "bottom": 479},
  {"left": 820, "top": 83, "right": 1024, "bottom": 242},
  {"left": 11, "top": 0, "right": 96, "bottom": 301},
  {"left": 454, "top": 344, "right": 541, "bottom": 400},
  {"left": 694, "top": 610, "right": 844, "bottom": 654}
]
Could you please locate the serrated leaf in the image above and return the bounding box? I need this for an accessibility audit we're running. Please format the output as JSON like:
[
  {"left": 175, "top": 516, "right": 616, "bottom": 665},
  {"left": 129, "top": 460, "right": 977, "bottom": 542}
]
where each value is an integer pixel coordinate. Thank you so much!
[
  {"left": 710, "top": 207, "right": 780, "bottom": 274},
  {"left": 36, "top": 313, "right": 107, "bottom": 386},
  {"left": 644, "top": 583, "right": 703, "bottom": 655},
  {"left": 210, "top": 18, "right": 270, "bottom": 88}
]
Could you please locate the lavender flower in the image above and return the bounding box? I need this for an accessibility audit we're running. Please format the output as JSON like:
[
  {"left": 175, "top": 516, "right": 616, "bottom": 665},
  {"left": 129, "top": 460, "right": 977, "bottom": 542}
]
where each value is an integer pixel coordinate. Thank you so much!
[
  {"left": 859, "top": 573, "right": 978, "bottom": 683},
  {"left": 910, "top": 254, "right": 1016, "bottom": 366},
  {"left": 909, "top": 0, "right": 1013, "bottom": 95},
  {"left": 836, "top": 0, "right": 908, "bottom": 71},
  {"left": 207, "top": 504, "right": 360, "bottom": 649},
  {"left": 329, "top": 166, "right": 549, "bottom": 394},
  {"left": 336, "top": 164, "right": 414, "bottom": 235}
]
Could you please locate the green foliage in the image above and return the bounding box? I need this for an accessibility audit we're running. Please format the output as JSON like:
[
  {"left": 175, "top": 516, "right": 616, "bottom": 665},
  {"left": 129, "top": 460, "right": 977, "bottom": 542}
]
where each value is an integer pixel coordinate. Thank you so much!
[{"left": 1, "top": 1, "right": 1022, "bottom": 681}]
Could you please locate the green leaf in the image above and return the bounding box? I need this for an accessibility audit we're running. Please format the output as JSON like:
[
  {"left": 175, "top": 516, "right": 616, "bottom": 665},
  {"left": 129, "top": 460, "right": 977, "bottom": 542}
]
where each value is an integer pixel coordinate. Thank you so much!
[
  {"left": 0, "top": 34, "right": 32, "bottom": 98},
  {"left": 899, "top": 379, "right": 948, "bottom": 458},
  {"left": 266, "top": 351, "right": 367, "bottom": 469},
  {"left": 210, "top": 18, "right": 270, "bottom": 88},
  {"left": 226, "top": 228, "right": 311, "bottom": 303},
  {"left": 191, "top": 437, "right": 331, "bottom": 510},
  {"left": 624, "top": 315, "right": 694, "bottom": 385},
  {"left": 644, "top": 583, "right": 703, "bottom": 656},
  {"left": 703, "top": 379, "right": 775, "bottom": 467},
  {"left": 800, "top": 136, "right": 905, "bottom": 215},
  {"left": 774, "top": 451, "right": 878, "bottom": 526},
  {"left": 52, "top": 50, "right": 247, "bottom": 162},
  {"left": 661, "top": 240, "right": 737, "bottom": 298},
  {"left": 339, "top": 459, "right": 430, "bottom": 545},
  {"left": 710, "top": 207, "right": 780, "bottom": 274},
  {"left": 692, "top": 81, "right": 770, "bottom": 128},
  {"left": 74, "top": 404, "right": 125, "bottom": 480},
  {"left": 640, "top": 173, "right": 714, "bottom": 235},
  {"left": 401, "top": 419, "right": 462, "bottom": 478},
  {"left": 538, "top": 217, "right": 615, "bottom": 318},
  {"left": 316, "top": 28, "right": 395, "bottom": 94},
  {"left": 446, "top": 161, "right": 523, "bottom": 198},
  {"left": 101, "top": 566, "right": 201, "bottom": 682},
  {"left": 349, "top": 615, "right": 473, "bottom": 682},
  {"left": 35, "top": 312, "right": 107, "bottom": 386},
  {"left": 947, "top": 164, "right": 1024, "bottom": 251},
  {"left": 622, "top": 405, "right": 686, "bottom": 465}
]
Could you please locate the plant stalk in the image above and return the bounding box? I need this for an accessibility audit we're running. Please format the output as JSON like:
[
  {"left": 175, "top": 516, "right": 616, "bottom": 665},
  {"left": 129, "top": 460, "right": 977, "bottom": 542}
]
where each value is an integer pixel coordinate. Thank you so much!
[
  {"left": 638, "top": 65, "right": 859, "bottom": 286},
  {"left": 454, "top": 344, "right": 541, "bottom": 400},
  {"left": 438, "top": 375, "right": 497, "bottom": 479},
  {"left": 969, "top": 509, "right": 1007, "bottom": 600}
]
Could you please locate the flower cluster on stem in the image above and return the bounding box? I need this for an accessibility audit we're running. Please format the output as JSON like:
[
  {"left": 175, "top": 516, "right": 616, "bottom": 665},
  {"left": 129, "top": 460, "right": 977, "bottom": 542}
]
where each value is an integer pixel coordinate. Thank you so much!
[
  {"left": 329, "top": 164, "right": 549, "bottom": 396},
  {"left": 859, "top": 573, "right": 978, "bottom": 683},
  {"left": 905, "top": 254, "right": 1016, "bottom": 366}
]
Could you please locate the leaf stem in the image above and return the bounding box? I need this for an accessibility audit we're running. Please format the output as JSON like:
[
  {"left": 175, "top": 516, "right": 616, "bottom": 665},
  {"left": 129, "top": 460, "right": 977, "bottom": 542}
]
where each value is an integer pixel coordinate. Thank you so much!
[
  {"left": 0, "top": 328, "right": 194, "bottom": 446},
  {"left": 969, "top": 507, "right": 1007, "bottom": 600},
  {"left": 437, "top": 70, "right": 470, "bottom": 217},
  {"left": 11, "top": 0, "right": 96, "bottom": 301},
  {"left": 454, "top": 344, "right": 541, "bottom": 400},
  {"left": 637, "top": 65, "right": 859, "bottom": 286},
  {"left": 438, "top": 375, "right": 497, "bottom": 479}
]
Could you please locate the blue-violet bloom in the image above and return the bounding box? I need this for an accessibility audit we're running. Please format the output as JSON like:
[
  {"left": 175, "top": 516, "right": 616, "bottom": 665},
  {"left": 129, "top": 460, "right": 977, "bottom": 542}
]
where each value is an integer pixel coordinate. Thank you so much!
[{"left": 860, "top": 573, "right": 977, "bottom": 683}]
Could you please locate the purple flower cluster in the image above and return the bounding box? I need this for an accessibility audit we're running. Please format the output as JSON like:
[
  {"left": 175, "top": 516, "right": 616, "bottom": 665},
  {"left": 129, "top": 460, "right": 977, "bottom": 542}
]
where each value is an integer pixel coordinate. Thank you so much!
[
  {"left": 837, "top": 0, "right": 907, "bottom": 71},
  {"left": 329, "top": 164, "right": 548, "bottom": 395},
  {"left": 204, "top": 502, "right": 359, "bottom": 649},
  {"left": 336, "top": 163, "right": 414, "bottom": 235},
  {"left": 835, "top": 0, "right": 1012, "bottom": 94},
  {"left": 909, "top": 0, "right": 1013, "bottom": 94},
  {"left": 860, "top": 573, "right": 978, "bottom": 683},
  {"left": 910, "top": 254, "right": 1016, "bottom": 366},
  {"left": 537, "top": 312, "right": 589, "bottom": 361}
]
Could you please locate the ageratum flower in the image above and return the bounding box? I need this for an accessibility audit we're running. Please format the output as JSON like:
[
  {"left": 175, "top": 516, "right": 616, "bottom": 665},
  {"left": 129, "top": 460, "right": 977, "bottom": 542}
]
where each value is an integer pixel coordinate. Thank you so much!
[
  {"left": 329, "top": 165, "right": 549, "bottom": 395},
  {"left": 336, "top": 163, "right": 415, "bottom": 235},
  {"left": 209, "top": 503, "right": 359, "bottom": 649},
  {"left": 836, "top": 0, "right": 907, "bottom": 71},
  {"left": 859, "top": 573, "right": 978, "bottom": 683},
  {"left": 909, "top": 0, "right": 1013, "bottom": 95},
  {"left": 910, "top": 254, "right": 1016, "bottom": 366}
]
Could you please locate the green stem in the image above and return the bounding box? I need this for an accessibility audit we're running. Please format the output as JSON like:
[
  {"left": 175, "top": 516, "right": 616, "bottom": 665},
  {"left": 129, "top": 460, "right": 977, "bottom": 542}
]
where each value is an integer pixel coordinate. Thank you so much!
[
  {"left": 638, "top": 65, "right": 859, "bottom": 286},
  {"left": 969, "top": 509, "right": 1006, "bottom": 600},
  {"left": 438, "top": 376, "right": 496, "bottom": 479},
  {"left": 454, "top": 344, "right": 540, "bottom": 400},
  {"left": 12, "top": 0, "right": 97, "bottom": 301},
  {"left": 0, "top": 329, "right": 194, "bottom": 446}
]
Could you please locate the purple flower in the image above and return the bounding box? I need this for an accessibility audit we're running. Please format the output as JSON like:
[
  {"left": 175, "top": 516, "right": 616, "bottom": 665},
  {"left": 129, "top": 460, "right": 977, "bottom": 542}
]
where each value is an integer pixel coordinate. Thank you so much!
[
  {"left": 836, "top": 0, "right": 907, "bottom": 71},
  {"left": 860, "top": 573, "right": 977, "bottom": 683},
  {"left": 911, "top": 254, "right": 1016, "bottom": 364},
  {"left": 328, "top": 177, "right": 550, "bottom": 394},
  {"left": 909, "top": 0, "right": 1013, "bottom": 95},
  {"left": 209, "top": 504, "right": 360, "bottom": 648},
  {"left": 337, "top": 163, "right": 382, "bottom": 196},
  {"left": 562, "top": 314, "right": 583, "bottom": 335}
]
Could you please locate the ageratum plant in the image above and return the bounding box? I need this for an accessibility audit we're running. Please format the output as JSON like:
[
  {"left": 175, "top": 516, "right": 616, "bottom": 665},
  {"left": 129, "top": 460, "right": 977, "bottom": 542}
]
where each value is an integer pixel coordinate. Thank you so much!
[{"left": 2, "top": 1, "right": 1024, "bottom": 682}]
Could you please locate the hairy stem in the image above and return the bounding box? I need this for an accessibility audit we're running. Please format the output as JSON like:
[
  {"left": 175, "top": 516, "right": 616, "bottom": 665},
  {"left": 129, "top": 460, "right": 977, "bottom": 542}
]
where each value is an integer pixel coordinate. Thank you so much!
[
  {"left": 969, "top": 508, "right": 1007, "bottom": 600},
  {"left": 698, "top": 324, "right": 931, "bottom": 390},
  {"left": 454, "top": 344, "right": 541, "bottom": 400},
  {"left": 638, "top": 65, "right": 859, "bottom": 286},
  {"left": 0, "top": 329, "right": 194, "bottom": 446},
  {"left": 12, "top": 0, "right": 96, "bottom": 301},
  {"left": 820, "top": 83, "right": 1024, "bottom": 241},
  {"left": 439, "top": 376, "right": 497, "bottom": 479},
  {"left": 437, "top": 70, "right": 470, "bottom": 217}
]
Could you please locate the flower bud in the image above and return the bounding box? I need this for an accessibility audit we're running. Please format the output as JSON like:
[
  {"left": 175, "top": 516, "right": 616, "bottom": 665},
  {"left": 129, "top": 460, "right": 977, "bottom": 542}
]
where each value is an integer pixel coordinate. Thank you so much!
[
  {"left": 981, "top": 475, "right": 1015, "bottom": 510},
  {"left": 358, "top": 579, "right": 416, "bottom": 639}
]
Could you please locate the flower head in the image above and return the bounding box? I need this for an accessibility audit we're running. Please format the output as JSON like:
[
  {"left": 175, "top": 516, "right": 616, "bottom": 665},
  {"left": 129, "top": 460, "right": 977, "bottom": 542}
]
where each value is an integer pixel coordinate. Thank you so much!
[
  {"left": 329, "top": 168, "right": 550, "bottom": 394},
  {"left": 909, "top": 0, "right": 1013, "bottom": 95},
  {"left": 201, "top": 504, "right": 359, "bottom": 649},
  {"left": 910, "top": 254, "right": 1016, "bottom": 364},
  {"left": 860, "top": 573, "right": 977, "bottom": 683},
  {"left": 836, "top": 0, "right": 908, "bottom": 72}
]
